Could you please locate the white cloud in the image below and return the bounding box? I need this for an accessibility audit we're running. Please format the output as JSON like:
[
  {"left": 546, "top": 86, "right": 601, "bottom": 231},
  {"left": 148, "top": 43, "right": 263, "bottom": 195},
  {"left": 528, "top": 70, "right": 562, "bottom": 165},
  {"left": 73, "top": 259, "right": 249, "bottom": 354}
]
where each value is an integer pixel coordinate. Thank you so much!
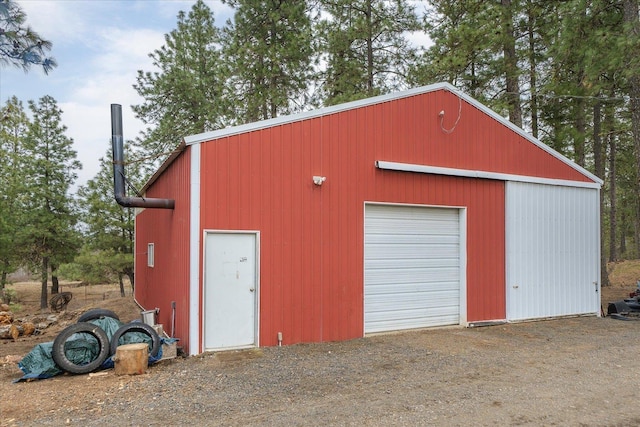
[
  {"left": 92, "top": 27, "right": 164, "bottom": 73},
  {"left": 16, "top": 0, "right": 92, "bottom": 46},
  {"left": 59, "top": 101, "right": 106, "bottom": 189},
  {"left": 406, "top": 31, "right": 432, "bottom": 51},
  {"left": 7, "top": 1, "right": 229, "bottom": 192}
]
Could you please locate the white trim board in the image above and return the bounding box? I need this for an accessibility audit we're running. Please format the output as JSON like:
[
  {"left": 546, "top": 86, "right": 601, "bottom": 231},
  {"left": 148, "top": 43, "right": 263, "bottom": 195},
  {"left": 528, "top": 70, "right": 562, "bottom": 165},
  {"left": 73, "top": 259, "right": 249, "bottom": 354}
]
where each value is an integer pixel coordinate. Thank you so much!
[
  {"left": 189, "top": 143, "right": 201, "bottom": 355},
  {"left": 375, "top": 161, "right": 601, "bottom": 190}
]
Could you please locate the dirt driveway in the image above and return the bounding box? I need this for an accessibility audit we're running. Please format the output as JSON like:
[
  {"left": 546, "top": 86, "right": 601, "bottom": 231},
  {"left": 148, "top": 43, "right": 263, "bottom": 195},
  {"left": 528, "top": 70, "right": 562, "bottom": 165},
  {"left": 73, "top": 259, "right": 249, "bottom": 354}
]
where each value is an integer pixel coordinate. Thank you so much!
[
  {"left": 1, "top": 272, "right": 640, "bottom": 426},
  {"left": 1, "top": 315, "right": 640, "bottom": 426}
]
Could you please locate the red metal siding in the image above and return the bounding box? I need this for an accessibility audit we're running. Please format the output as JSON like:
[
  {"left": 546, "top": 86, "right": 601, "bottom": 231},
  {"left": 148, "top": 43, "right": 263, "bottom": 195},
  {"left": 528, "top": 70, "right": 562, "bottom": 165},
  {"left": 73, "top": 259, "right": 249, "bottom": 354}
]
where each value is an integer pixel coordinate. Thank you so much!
[
  {"left": 380, "top": 91, "right": 593, "bottom": 183},
  {"left": 198, "top": 89, "right": 524, "bottom": 347},
  {"left": 135, "top": 147, "right": 191, "bottom": 350}
]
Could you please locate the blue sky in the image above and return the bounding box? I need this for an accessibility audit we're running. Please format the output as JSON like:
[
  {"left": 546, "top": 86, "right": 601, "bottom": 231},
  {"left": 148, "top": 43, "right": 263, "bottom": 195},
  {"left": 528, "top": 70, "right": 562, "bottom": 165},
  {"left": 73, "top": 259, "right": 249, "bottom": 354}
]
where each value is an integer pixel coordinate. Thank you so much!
[{"left": 1, "top": 0, "right": 234, "bottom": 191}]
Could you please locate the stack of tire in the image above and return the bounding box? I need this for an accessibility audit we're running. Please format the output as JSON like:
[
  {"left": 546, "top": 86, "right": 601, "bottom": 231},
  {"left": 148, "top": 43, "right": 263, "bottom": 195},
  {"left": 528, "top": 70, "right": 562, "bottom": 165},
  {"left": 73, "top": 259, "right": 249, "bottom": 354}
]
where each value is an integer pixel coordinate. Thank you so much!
[{"left": 51, "top": 309, "right": 161, "bottom": 375}]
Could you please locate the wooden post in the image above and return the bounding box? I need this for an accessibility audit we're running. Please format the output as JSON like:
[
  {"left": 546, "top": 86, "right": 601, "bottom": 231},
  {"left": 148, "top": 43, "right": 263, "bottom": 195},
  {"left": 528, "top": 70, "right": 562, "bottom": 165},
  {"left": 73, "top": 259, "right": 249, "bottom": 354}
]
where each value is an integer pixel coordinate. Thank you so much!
[{"left": 113, "top": 343, "right": 149, "bottom": 375}]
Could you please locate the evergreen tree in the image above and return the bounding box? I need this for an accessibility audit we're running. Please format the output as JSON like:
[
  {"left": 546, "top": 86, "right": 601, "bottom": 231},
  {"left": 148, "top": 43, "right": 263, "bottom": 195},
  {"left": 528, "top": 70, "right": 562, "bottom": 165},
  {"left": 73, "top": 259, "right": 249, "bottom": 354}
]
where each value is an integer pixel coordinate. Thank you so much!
[
  {"left": 414, "top": 0, "right": 550, "bottom": 128},
  {"left": 319, "top": 0, "right": 419, "bottom": 105},
  {"left": 222, "top": 0, "right": 315, "bottom": 122},
  {"left": 521, "top": 0, "right": 565, "bottom": 139},
  {"left": 133, "top": 0, "right": 228, "bottom": 161},
  {"left": 499, "top": 0, "right": 522, "bottom": 127},
  {"left": 621, "top": 0, "right": 640, "bottom": 257},
  {"left": 74, "top": 147, "right": 138, "bottom": 295},
  {"left": 410, "top": 1, "right": 501, "bottom": 104},
  {"left": 21, "top": 95, "right": 81, "bottom": 309},
  {"left": 410, "top": 0, "right": 633, "bottom": 279},
  {"left": 0, "top": 96, "right": 29, "bottom": 300},
  {"left": 0, "top": 0, "right": 56, "bottom": 73},
  {"left": 541, "top": 1, "right": 606, "bottom": 166}
]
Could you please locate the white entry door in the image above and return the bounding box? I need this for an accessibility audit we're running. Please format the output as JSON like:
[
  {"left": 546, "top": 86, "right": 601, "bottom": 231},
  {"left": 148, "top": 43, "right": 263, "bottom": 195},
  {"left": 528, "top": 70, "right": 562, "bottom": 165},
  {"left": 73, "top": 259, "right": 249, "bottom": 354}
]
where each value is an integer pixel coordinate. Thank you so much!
[{"left": 204, "top": 232, "right": 257, "bottom": 350}]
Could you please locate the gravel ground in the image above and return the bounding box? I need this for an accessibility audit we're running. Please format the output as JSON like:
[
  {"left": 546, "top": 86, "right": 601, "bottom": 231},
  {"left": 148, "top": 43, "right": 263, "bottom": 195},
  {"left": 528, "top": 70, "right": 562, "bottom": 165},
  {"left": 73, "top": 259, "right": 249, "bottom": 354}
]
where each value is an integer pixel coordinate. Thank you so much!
[{"left": 2, "top": 315, "right": 640, "bottom": 426}]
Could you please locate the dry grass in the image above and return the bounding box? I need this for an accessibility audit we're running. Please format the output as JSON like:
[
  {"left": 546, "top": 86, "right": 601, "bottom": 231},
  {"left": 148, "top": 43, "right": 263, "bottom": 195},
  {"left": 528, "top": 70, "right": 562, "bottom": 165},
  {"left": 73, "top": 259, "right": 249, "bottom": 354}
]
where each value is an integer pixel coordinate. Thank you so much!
[
  {"left": 4, "top": 281, "right": 133, "bottom": 316},
  {"left": 601, "top": 260, "right": 640, "bottom": 309},
  {"left": 608, "top": 259, "right": 640, "bottom": 288},
  {"left": 0, "top": 281, "right": 142, "bottom": 358}
]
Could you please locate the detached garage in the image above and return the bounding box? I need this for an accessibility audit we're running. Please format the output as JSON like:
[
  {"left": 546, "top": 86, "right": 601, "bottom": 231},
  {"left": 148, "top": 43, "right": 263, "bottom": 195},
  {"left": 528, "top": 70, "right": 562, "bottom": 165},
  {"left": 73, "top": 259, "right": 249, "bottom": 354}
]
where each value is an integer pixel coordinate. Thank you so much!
[{"left": 126, "top": 82, "right": 602, "bottom": 355}]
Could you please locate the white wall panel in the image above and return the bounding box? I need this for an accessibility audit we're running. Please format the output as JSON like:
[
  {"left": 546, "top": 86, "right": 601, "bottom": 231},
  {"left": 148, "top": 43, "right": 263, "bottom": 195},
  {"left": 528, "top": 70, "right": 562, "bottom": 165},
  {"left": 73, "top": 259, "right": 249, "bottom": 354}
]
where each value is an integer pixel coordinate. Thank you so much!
[
  {"left": 506, "top": 182, "right": 600, "bottom": 320},
  {"left": 364, "top": 204, "right": 461, "bottom": 333}
]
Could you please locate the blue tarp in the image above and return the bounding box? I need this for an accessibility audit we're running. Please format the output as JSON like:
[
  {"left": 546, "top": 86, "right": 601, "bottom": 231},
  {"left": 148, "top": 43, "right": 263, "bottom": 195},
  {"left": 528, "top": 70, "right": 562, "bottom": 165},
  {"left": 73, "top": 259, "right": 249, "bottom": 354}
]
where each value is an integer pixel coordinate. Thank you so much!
[{"left": 15, "top": 317, "right": 172, "bottom": 382}]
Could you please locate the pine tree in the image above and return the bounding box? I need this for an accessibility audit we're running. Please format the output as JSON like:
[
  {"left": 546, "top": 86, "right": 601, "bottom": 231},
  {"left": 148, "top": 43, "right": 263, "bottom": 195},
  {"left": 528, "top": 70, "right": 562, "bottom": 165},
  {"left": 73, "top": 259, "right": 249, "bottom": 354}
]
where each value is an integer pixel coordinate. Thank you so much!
[
  {"left": 622, "top": 0, "right": 640, "bottom": 257},
  {"left": 499, "top": 0, "right": 522, "bottom": 127},
  {"left": 0, "top": 0, "right": 56, "bottom": 73},
  {"left": 410, "top": 1, "right": 501, "bottom": 104},
  {"left": 133, "top": 0, "right": 228, "bottom": 161},
  {"left": 522, "top": 0, "right": 558, "bottom": 139},
  {"left": 319, "top": 0, "right": 419, "bottom": 105},
  {"left": 222, "top": 0, "right": 315, "bottom": 122},
  {"left": 21, "top": 95, "right": 81, "bottom": 309},
  {"left": 413, "top": 1, "right": 557, "bottom": 130},
  {"left": 0, "top": 96, "right": 29, "bottom": 301},
  {"left": 75, "top": 147, "right": 138, "bottom": 295}
]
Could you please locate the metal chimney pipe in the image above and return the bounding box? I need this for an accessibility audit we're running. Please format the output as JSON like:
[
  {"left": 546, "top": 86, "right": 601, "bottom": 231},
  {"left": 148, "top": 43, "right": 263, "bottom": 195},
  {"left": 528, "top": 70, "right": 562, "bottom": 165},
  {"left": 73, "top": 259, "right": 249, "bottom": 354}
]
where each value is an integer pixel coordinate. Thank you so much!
[{"left": 111, "top": 104, "right": 175, "bottom": 209}]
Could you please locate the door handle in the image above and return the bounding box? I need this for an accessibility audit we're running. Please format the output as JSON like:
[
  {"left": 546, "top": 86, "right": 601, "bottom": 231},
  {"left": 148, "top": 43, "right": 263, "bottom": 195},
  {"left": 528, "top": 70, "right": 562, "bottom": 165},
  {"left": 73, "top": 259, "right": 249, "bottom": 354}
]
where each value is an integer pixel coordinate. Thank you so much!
[{"left": 249, "top": 288, "right": 255, "bottom": 292}]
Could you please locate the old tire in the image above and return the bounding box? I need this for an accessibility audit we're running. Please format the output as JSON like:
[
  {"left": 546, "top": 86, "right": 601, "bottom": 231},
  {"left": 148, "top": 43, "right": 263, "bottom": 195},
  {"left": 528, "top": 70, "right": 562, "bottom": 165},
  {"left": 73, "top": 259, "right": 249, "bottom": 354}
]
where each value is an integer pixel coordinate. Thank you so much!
[
  {"left": 52, "top": 322, "right": 110, "bottom": 374},
  {"left": 78, "top": 308, "right": 120, "bottom": 323},
  {"left": 110, "top": 322, "right": 161, "bottom": 357}
]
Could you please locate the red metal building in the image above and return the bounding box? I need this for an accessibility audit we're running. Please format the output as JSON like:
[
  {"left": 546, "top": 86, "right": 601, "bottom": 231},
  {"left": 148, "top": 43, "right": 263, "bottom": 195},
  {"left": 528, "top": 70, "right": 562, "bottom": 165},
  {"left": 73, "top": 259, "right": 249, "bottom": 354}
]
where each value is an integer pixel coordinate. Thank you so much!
[{"left": 134, "top": 83, "right": 602, "bottom": 355}]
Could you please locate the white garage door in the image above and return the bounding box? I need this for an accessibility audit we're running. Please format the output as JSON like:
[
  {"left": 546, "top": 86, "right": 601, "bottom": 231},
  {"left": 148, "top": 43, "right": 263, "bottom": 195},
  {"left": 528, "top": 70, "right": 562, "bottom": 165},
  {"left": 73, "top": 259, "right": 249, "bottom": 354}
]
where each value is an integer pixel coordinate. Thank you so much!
[
  {"left": 506, "top": 182, "right": 600, "bottom": 320},
  {"left": 364, "top": 204, "right": 461, "bottom": 333}
]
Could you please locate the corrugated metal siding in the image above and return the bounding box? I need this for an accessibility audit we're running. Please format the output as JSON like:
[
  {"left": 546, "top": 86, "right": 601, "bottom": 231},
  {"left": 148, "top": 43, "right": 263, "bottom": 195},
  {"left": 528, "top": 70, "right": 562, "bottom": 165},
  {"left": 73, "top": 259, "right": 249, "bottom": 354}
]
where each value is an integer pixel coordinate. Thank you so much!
[
  {"left": 505, "top": 182, "right": 600, "bottom": 320},
  {"left": 134, "top": 87, "right": 603, "bottom": 353},
  {"left": 199, "top": 89, "right": 511, "bottom": 347},
  {"left": 135, "top": 147, "right": 191, "bottom": 350},
  {"left": 364, "top": 204, "right": 460, "bottom": 332},
  {"left": 367, "top": 91, "right": 592, "bottom": 183}
]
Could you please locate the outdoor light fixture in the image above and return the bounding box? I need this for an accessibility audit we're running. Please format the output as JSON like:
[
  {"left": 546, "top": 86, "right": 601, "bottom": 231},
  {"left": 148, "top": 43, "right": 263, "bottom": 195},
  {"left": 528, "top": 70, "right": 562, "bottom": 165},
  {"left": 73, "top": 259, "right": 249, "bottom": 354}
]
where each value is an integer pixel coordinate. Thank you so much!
[{"left": 313, "top": 176, "right": 326, "bottom": 186}]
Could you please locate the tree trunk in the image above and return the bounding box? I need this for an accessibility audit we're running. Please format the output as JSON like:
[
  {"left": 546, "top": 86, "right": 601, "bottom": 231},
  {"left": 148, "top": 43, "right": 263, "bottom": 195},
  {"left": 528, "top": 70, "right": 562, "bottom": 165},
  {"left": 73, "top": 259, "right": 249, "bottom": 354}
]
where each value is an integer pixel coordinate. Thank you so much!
[
  {"left": 113, "top": 343, "right": 149, "bottom": 375},
  {"left": 527, "top": 1, "right": 538, "bottom": 138},
  {"left": 124, "top": 267, "right": 134, "bottom": 293},
  {"left": 552, "top": 121, "right": 563, "bottom": 154},
  {"left": 0, "top": 270, "right": 6, "bottom": 304},
  {"left": 51, "top": 264, "right": 59, "bottom": 294},
  {"left": 574, "top": 95, "right": 586, "bottom": 167},
  {"left": 366, "top": 0, "right": 374, "bottom": 95},
  {"left": 593, "top": 99, "right": 609, "bottom": 286},
  {"left": 623, "top": 0, "right": 640, "bottom": 256},
  {"left": 636, "top": 200, "right": 640, "bottom": 257},
  {"left": 621, "top": 209, "right": 627, "bottom": 255},
  {"left": 269, "top": 22, "right": 278, "bottom": 119},
  {"left": 607, "top": 98, "right": 617, "bottom": 262},
  {"left": 40, "top": 256, "right": 49, "bottom": 310},
  {"left": 501, "top": 0, "right": 522, "bottom": 128},
  {"left": 118, "top": 272, "right": 125, "bottom": 297}
]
